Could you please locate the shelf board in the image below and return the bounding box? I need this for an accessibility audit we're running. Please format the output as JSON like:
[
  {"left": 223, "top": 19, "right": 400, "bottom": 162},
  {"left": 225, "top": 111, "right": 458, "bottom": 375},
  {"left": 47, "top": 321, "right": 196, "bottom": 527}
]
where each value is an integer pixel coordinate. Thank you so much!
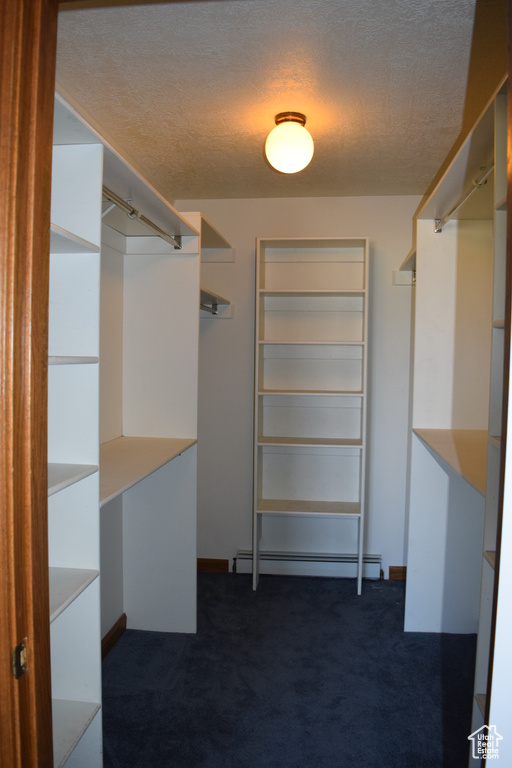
[
  {"left": 48, "top": 356, "right": 98, "bottom": 366},
  {"left": 257, "top": 436, "right": 363, "bottom": 447},
  {"left": 484, "top": 550, "right": 496, "bottom": 569},
  {"left": 259, "top": 289, "right": 365, "bottom": 297},
  {"left": 259, "top": 340, "right": 364, "bottom": 346},
  {"left": 258, "top": 389, "right": 363, "bottom": 398},
  {"left": 54, "top": 93, "right": 199, "bottom": 242},
  {"left": 495, "top": 194, "right": 507, "bottom": 211},
  {"left": 52, "top": 699, "right": 101, "bottom": 768},
  {"left": 413, "top": 428, "right": 487, "bottom": 496},
  {"left": 399, "top": 247, "right": 416, "bottom": 272},
  {"left": 49, "top": 567, "right": 99, "bottom": 623},
  {"left": 201, "top": 215, "right": 231, "bottom": 249},
  {"left": 475, "top": 693, "right": 487, "bottom": 717},
  {"left": 259, "top": 388, "right": 363, "bottom": 396},
  {"left": 48, "top": 463, "right": 98, "bottom": 496},
  {"left": 417, "top": 96, "right": 495, "bottom": 223},
  {"left": 489, "top": 435, "right": 501, "bottom": 449},
  {"left": 257, "top": 499, "right": 361, "bottom": 517},
  {"left": 493, "top": 318, "right": 505, "bottom": 329},
  {"left": 100, "top": 436, "right": 197, "bottom": 506},
  {"left": 200, "top": 287, "right": 230, "bottom": 314},
  {"left": 50, "top": 223, "right": 99, "bottom": 254}
]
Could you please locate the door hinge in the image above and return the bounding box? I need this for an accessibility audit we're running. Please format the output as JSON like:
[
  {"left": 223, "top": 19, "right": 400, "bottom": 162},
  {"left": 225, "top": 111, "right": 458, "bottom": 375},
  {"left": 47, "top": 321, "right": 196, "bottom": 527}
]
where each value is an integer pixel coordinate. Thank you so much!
[{"left": 12, "top": 638, "right": 28, "bottom": 679}]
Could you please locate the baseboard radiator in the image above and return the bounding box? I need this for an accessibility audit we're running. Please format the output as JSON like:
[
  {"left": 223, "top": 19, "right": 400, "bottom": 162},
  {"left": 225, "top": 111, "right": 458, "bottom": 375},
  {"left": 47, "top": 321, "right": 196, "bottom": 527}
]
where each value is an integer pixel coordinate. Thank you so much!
[{"left": 235, "top": 550, "right": 382, "bottom": 579}]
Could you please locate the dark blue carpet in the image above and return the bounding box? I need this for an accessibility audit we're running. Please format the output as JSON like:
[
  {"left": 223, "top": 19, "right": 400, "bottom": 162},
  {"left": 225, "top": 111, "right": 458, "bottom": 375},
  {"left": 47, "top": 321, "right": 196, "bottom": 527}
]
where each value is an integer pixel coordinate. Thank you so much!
[{"left": 102, "top": 574, "right": 476, "bottom": 767}]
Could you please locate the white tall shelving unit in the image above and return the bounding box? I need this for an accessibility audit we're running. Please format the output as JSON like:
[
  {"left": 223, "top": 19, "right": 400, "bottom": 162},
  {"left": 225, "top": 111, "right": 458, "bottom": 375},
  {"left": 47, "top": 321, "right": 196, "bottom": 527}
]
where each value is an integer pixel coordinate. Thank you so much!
[
  {"left": 49, "top": 92, "right": 202, "bottom": 765},
  {"left": 252, "top": 237, "right": 369, "bottom": 593},
  {"left": 400, "top": 77, "right": 511, "bottom": 763},
  {"left": 49, "top": 130, "right": 103, "bottom": 765}
]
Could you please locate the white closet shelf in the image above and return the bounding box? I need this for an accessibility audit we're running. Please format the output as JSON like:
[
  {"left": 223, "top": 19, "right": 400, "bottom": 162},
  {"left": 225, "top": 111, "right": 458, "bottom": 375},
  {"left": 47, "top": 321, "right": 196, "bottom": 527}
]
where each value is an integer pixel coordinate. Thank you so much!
[
  {"left": 52, "top": 699, "right": 101, "bottom": 768},
  {"left": 257, "top": 499, "right": 361, "bottom": 517},
  {"left": 257, "top": 437, "right": 363, "bottom": 447},
  {"left": 413, "top": 428, "right": 487, "bottom": 496},
  {"left": 50, "top": 223, "right": 99, "bottom": 254},
  {"left": 475, "top": 693, "right": 486, "bottom": 717},
  {"left": 493, "top": 318, "right": 505, "bottom": 329},
  {"left": 49, "top": 567, "right": 99, "bottom": 623},
  {"left": 201, "top": 215, "right": 231, "bottom": 249},
  {"left": 100, "top": 436, "right": 197, "bottom": 506},
  {"left": 495, "top": 194, "right": 507, "bottom": 211},
  {"left": 259, "top": 289, "right": 366, "bottom": 296},
  {"left": 484, "top": 550, "right": 496, "bottom": 569},
  {"left": 49, "top": 356, "right": 99, "bottom": 365},
  {"left": 258, "top": 390, "right": 363, "bottom": 397},
  {"left": 48, "top": 463, "right": 98, "bottom": 496},
  {"left": 200, "top": 288, "right": 230, "bottom": 315},
  {"left": 259, "top": 340, "right": 364, "bottom": 346},
  {"left": 259, "top": 388, "right": 364, "bottom": 395},
  {"left": 400, "top": 247, "right": 416, "bottom": 272}
]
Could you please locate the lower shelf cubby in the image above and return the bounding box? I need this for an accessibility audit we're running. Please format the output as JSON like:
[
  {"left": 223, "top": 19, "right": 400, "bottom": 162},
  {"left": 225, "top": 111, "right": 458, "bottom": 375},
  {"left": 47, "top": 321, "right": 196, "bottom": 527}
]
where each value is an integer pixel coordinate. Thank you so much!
[
  {"left": 258, "top": 343, "right": 364, "bottom": 393},
  {"left": 257, "top": 392, "right": 363, "bottom": 442},
  {"left": 52, "top": 699, "right": 101, "bottom": 768},
  {"left": 257, "top": 444, "right": 362, "bottom": 505},
  {"left": 50, "top": 580, "right": 102, "bottom": 765},
  {"left": 258, "top": 292, "right": 365, "bottom": 343}
]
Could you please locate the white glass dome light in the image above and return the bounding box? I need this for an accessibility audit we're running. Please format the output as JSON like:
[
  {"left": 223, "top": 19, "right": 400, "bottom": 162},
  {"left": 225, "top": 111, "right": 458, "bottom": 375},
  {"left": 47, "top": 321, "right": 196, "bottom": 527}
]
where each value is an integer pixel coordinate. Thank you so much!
[{"left": 265, "top": 112, "right": 314, "bottom": 174}]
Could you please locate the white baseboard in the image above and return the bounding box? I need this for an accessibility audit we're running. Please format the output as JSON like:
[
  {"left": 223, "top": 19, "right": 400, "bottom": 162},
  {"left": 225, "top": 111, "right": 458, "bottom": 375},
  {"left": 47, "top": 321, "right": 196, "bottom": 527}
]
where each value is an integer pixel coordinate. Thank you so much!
[{"left": 235, "top": 550, "right": 382, "bottom": 579}]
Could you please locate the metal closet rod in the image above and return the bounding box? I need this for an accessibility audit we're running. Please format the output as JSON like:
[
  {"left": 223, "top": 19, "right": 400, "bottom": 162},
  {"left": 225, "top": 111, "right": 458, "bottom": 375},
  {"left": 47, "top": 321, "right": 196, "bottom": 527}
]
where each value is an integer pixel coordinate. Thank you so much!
[
  {"left": 434, "top": 164, "right": 494, "bottom": 233},
  {"left": 102, "top": 185, "right": 182, "bottom": 249}
]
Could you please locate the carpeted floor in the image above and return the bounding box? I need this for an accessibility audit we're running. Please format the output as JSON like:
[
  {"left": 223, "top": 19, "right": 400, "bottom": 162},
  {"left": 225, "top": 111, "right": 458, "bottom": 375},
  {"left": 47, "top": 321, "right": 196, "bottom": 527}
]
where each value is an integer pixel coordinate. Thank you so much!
[{"left": 102, "top": 574, "right": 476, "bottom": 767}]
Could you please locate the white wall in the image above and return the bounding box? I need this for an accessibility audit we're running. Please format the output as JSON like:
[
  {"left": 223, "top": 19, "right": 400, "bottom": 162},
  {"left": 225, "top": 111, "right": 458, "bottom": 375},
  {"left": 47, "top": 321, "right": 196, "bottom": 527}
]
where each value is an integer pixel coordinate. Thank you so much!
[{"left": 175, "top": 195, "right": 420, "bottom": 577}]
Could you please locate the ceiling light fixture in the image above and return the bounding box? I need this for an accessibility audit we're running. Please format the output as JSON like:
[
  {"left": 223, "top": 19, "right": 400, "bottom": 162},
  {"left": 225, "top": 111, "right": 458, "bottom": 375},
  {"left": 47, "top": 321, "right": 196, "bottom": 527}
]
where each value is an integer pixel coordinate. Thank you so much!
[{"left": 265, "top": 112, "right": 314, "bottom": 174}]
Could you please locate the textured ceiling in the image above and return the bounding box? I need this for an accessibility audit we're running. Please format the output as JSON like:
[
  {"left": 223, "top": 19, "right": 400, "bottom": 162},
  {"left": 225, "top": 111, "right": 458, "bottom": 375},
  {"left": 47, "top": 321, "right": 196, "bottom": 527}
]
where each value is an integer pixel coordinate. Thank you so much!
[{"left": 56, "top": 0, "right": 479, "bottom": 201}]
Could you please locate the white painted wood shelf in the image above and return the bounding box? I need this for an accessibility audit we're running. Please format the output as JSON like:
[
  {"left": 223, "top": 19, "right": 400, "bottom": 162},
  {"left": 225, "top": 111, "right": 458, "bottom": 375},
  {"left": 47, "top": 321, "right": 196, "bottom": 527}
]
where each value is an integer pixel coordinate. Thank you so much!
[
  {"left": 100, "top": 436, "right": 197, "bottom": 506},
  {"left": 52, "top": 699, "right": 101, "bottom": 768},
  {"left": 49, "top": 356, "right": 98, "bottom": 366},
  {"left": 48, "top": 463, "right": 98, "bottom": 497},
  {"left": 201, "top": 215, "right": 231, "bottom": 249},
  {"left": 413, "top": 428, "right": 487, "bottom": 496},
  {"left": 257, "top": 499, "right": 361, "bottom": 517},
  {"left": 49, "top": 567, "right": 99, "bottom": 623},
  {"left": 200, "top": 287, "right": 230, "bottom": 314},
  {"left": 257, "top": 436, "right": 363, "bottom": 447},
  {"left": 50, "top": 223, "right": 100, "bottom": 255}
]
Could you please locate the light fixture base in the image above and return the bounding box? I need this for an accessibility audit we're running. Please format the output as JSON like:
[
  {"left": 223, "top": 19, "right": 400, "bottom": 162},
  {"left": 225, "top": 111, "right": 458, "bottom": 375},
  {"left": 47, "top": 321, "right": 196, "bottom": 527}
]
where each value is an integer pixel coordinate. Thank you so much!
[{"left": 274, "top": 112, "right": 307, "bottom": 127}]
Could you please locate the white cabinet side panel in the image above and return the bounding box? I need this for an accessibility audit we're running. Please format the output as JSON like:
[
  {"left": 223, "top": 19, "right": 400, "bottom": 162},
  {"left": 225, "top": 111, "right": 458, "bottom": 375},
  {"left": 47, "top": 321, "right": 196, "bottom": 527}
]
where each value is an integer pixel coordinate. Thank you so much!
[
  {"left": 100, "top": 496, "right": 124, "bottom": 638},
  {"left": 488, "top": 390, "right": 512, "bottom": 752},
  {"left": 122, "top": 250, "right": 200, "bottom": 438},
  {"left": 50, "top": 580, "right": 102, "bottom": 702},
  {"left": 100, "top": 243, "right": 124, "bottom": 443},
  {"left": 48, "top": 363, "right": 99, "bottom": 465},
  {"left": 122, "top": 445, "right": 197, "bottom": 633},
  {"left": 413, "top": 220, "right": 493, "bottom": 430},
  {"left": 48, "top": 473, "right": 99, "bottom": 569},
  {"left": 51, "top": 144, "right": 103, "bottom": 247},
  {"left": 405, "top": 435, "right": 484, "bottom": 632}
]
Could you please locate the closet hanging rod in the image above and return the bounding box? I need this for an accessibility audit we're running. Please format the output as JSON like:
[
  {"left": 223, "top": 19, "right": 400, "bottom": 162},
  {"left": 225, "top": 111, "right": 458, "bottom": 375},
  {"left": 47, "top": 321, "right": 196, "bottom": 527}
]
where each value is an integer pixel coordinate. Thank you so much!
[
  {"left": 434, "top": 164, "right": 494, "bottom": 233},
  {"left": 102, "top": 185, "right": 182, "bottom": 249}
]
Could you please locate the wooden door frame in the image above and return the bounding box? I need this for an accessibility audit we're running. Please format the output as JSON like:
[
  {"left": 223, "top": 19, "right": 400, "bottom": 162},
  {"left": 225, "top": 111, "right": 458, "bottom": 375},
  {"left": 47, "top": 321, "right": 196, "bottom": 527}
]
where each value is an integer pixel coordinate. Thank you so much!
[{"left": 0, "top": 1, "right": 58, "bottom": 765}]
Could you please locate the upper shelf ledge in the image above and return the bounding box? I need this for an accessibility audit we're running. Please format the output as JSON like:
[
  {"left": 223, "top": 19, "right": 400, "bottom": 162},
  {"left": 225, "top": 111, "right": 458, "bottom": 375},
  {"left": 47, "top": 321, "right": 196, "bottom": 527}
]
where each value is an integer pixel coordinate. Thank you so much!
[
  {"left": 53, "top": 92, "right": 199, "bottom": 244},
  {"left": 200, "top": 288, "right": 231, "bottom": 315}
]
